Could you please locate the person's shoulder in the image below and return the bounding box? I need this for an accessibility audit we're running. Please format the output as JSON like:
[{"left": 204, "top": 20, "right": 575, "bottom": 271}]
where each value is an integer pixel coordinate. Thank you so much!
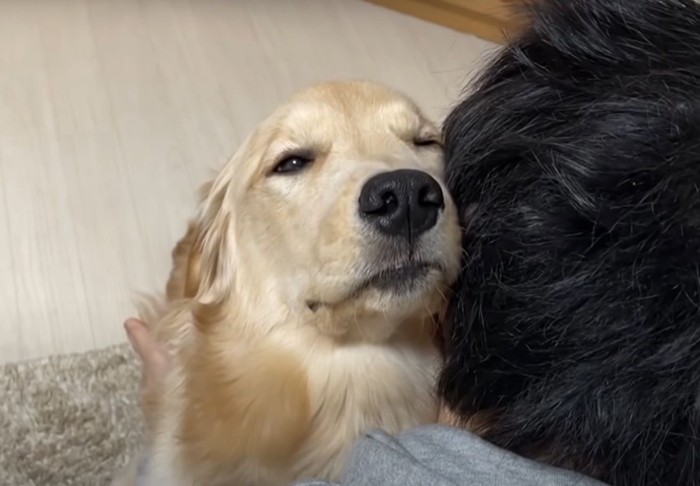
[
  {"left": 376, "top": 425, "right": 607, "bottom": 486},
  {"left": 293, "top": 425, "right": 606, "bottom": 486}
]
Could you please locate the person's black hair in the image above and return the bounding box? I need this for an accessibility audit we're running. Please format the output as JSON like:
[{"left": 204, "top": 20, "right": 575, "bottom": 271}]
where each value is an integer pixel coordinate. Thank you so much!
[{"left": 440, "top": 1, "right": 700, "bottom": 484}]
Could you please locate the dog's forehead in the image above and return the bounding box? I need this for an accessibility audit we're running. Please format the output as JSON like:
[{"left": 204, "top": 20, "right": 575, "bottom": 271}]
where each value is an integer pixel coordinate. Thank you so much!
[{"left": 279, "top": 82, "right": 425, "bottom": 133}]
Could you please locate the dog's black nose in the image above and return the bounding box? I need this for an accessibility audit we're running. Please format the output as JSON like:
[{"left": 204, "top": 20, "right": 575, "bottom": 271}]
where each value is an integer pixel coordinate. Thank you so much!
[{"left": 359, "top": 169, "right": 444, "bottom": 241}]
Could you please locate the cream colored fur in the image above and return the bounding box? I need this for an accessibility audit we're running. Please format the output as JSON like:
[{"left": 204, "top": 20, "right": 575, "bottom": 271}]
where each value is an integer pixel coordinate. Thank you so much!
[{"left": 118, "top": 81, "right": 461, "bottom": 486}]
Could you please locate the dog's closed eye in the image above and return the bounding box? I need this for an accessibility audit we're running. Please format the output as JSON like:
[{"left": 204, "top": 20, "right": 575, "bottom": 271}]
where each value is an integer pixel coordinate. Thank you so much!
[
  {"left": 412, "top": 136, "right": 442, "bottom": 149},
  {"left": 272, "top": 152, "right": 315, "bottom": 175}
]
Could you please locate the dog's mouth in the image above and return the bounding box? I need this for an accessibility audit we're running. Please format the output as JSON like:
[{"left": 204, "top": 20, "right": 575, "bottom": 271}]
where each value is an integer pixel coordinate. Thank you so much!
[
  {"left": 307, "top": 261, "right": 443, "bottom": 311},
  {"left": 365, "top": 262, "right": 435, "bottom": 290}
]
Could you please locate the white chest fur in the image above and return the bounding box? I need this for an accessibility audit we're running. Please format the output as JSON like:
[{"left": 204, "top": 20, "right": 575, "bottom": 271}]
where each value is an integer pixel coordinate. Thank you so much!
[{"left": 292, "top": 340, "right": 440, "bottom": 480}]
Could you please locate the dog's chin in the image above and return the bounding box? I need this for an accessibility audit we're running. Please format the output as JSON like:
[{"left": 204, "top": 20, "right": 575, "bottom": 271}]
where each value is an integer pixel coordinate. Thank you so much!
[
  {"left": 307, "top": 262, "right": 446, "bottom": 314},
  {"left": 363, "top": 262, "right": 441, "bottom": 296}
]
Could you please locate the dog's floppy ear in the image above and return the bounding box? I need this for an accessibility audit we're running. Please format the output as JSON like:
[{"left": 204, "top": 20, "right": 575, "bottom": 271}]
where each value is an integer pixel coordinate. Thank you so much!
[
  {"left": 165, "top": 190, "right": 208, "bottom": 302},
  {"left": 164, "top": 179, "right": 224, "bottom": 303},
  {"left": 182, "top": 132, "right": 267, "bottom": 322},
  {"left": 189, "top": 175, "right": 238, "bottom": 308}
]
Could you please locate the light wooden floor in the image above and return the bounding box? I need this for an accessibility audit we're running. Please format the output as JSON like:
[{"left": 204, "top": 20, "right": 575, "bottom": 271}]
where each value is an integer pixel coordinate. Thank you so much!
[{"left": 0, "top": 0, "right": 494, "bottom": 364}]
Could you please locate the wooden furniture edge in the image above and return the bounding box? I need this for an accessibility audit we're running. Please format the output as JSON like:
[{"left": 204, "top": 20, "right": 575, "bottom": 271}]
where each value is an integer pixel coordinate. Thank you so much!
[{"left": 365, "top": 0, "right": 523, "bottom": 44}]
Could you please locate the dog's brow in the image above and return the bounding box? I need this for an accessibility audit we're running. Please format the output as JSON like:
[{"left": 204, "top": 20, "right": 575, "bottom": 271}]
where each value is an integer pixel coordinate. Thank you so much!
[
  {"left": 267, "top": 139, "right": 325, "bottom": 162},
  {"left": 379, "top": 102, "right": 423, "bottom": 135},
  {"left": 287, "top": 102, "right": 336, "bottom": 125}
]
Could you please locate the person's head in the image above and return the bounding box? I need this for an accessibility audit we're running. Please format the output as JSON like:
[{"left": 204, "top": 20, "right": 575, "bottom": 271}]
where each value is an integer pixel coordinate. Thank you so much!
[{"left": 440, "top": 0, "right": 700, "bottom": 484}]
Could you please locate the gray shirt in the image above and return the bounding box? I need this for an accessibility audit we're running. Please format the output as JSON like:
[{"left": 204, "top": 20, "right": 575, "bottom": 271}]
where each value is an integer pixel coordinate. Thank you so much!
[{"left": 295, "top": 426, "right": 606, "bottom": 486}]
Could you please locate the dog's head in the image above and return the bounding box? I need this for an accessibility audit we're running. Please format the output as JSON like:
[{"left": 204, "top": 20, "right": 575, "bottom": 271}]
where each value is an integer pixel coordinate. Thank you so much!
[
  {"left": 440, "top": 0, "right": 700, "bottom": 485},
  {"left": 183, "top": 81, "right": 460, "bottom": 341}
]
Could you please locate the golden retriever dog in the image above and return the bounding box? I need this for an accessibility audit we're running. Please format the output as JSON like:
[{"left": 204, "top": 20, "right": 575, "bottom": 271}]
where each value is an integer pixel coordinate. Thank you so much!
[{"left": 118, "top": 80, "right": 461, "bottom": 486}]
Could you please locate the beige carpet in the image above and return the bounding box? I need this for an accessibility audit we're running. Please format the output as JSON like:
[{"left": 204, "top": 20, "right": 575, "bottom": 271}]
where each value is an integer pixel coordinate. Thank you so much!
[{"left": 0, "top": 344, "right": 143, "bottom": 485}]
